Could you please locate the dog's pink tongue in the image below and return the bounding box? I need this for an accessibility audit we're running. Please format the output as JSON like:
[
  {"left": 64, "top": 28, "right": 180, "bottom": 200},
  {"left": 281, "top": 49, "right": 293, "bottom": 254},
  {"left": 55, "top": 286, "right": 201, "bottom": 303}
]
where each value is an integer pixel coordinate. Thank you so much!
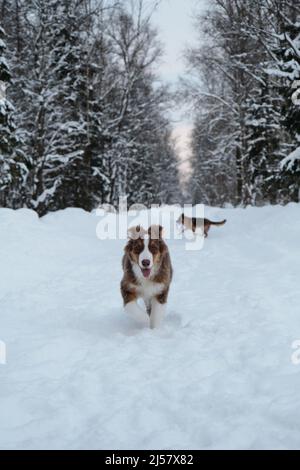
[{"left": 142, "top": 268, "right": 151, "bottom": 278}]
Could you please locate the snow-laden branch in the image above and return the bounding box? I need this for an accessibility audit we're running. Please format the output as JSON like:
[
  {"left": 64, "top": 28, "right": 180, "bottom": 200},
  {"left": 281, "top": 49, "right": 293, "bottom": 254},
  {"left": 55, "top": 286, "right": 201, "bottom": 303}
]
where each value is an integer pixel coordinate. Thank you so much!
[{"left": 281, "top": 147, "right": 300, "bottom": 171}]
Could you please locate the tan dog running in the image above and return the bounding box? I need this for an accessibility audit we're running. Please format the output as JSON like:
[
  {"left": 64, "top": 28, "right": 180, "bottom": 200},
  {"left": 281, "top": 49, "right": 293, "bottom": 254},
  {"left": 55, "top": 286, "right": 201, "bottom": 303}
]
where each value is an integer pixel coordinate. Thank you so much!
[{"left": 177, "top": 214, "right": 227, "bottom": 238}]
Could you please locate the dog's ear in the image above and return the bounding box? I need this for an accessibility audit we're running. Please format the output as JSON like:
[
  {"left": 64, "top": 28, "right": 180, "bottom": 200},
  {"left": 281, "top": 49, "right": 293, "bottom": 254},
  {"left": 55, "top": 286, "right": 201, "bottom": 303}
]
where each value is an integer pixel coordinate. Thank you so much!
[
  {"left": 127, "top": 225, "right": 144, "bottom": 240},
  {"left": 148, "top": 225, "right": 164, "bottom": 240}
]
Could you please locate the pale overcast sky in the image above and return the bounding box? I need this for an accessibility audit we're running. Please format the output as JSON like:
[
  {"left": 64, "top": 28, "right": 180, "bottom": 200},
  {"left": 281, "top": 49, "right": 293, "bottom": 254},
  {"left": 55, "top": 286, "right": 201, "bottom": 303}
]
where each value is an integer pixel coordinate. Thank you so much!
[
  {"left": 153, "top": 0, "right": 207, "bottom": 172},
  {"left": 153, "top": 0, "right": 200, "bottom": 87}
]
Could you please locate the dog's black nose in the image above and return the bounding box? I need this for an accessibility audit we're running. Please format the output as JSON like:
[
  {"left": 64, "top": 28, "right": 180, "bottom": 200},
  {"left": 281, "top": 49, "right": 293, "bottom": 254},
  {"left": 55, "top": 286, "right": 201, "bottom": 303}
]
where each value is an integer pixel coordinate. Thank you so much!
[{"left": 142, "top": 259, "right": 150, "bottom": 268}]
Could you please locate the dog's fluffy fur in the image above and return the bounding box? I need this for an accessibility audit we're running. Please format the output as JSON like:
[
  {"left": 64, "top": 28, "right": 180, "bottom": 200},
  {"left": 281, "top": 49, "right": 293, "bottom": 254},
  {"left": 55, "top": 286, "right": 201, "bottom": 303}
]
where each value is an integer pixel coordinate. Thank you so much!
[
  {"left": 121, "top": 225, "right": 173, "bottom": 329},
  {"left": 177, "top": 214, "right": 227, "bottom": 238}
]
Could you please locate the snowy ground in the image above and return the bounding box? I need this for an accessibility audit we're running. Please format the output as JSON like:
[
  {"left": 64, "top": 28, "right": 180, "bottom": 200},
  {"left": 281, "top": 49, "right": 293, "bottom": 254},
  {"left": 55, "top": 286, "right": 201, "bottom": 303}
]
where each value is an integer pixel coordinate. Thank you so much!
[{"left": 0, "top": 203, "right": 300, "bottom": 450}]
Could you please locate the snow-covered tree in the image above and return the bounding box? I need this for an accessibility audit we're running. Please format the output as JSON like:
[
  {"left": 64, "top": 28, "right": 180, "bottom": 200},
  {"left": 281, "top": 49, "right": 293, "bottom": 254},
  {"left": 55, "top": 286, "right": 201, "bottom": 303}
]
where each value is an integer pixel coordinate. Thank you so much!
[
  {"left": 92, "top": 2, "right": 178, "bottom": 208},
  {"left": 183, "top": 0, "right": 300, "bottom": 206},
  {"left": 0, "top": 25, "right": 24, "bottom": 207},
  {"left": 0, "top": 0, "right": 181, "bottom": 213},
  {"left": 270, "top": 0, "right": 300, "bottom": 202}
]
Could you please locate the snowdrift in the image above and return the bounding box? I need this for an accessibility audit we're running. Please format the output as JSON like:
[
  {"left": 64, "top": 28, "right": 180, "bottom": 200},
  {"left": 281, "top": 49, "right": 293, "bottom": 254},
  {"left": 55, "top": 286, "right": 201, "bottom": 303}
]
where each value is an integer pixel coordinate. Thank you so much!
[{"left": 0, "top": 204, "right": 300, "bottom": 449}]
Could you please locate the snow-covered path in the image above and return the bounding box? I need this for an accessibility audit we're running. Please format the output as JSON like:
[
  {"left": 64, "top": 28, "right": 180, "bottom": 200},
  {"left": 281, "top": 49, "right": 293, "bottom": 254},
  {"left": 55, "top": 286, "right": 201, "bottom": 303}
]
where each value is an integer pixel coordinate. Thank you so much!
[{"left": 0, "top": 204, "right": 300, "bottom": 449}]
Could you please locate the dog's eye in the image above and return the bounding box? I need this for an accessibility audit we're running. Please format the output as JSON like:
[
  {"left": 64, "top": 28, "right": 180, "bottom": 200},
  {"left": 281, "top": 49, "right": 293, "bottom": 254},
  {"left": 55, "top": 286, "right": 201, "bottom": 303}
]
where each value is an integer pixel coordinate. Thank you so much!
[
  {"left": 133, "top": 241, "right": 143, "bottom": 254},
  {"left": 149, "top": 242, "right": 159, "bottom": 254}
]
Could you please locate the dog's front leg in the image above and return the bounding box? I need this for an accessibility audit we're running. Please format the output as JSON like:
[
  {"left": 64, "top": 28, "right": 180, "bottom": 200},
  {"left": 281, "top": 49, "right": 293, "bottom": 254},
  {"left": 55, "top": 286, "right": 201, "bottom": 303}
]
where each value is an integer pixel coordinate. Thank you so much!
[
  {"left": 144, "top": 298, "right": 151, "bottom": 317},
  {"left": 125, "top": 301, "right": 147, "bottom": 324},
  {"left": 177, "top": 223, "right": 185, "bottom": 234},
  {"left": 150, "top": 298, "right": 166, "bottom": 329}
]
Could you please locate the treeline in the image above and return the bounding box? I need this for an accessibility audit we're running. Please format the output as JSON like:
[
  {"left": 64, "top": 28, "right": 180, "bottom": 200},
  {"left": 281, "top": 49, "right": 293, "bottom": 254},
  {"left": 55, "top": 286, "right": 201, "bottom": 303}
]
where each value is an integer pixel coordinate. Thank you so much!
[
  {"left": 0, "top": 0, "right": 180, "bottom": 215},
  {"left": 184, "top": 0, "right": 300, "bottom": 206}
]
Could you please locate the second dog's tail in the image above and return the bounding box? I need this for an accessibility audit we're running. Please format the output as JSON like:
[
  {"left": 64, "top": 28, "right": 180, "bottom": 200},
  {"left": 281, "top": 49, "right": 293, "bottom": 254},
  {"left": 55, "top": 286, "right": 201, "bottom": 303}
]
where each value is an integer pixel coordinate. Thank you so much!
[{"left": 208, "top": 219, "right": 227, "bottom": 226}]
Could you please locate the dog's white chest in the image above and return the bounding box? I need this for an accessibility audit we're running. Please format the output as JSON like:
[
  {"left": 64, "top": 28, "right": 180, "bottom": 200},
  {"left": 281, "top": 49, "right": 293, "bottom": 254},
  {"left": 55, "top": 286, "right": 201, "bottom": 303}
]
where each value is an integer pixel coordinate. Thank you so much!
[{"left": 135, "top": 279, "right": 164, "bottom": 300}]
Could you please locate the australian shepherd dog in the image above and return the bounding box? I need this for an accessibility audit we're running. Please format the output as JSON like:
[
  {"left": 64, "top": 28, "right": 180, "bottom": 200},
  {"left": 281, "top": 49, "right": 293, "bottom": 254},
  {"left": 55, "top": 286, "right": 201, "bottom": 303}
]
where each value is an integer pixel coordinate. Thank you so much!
[{"left": 121, "top": 225, "right": 172, "bottom": 329}]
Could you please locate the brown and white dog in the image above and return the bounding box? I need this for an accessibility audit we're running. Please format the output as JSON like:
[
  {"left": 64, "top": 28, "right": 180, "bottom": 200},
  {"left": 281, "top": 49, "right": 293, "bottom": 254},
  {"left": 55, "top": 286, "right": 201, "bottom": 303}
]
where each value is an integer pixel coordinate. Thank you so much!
[
  {"left": 121, "top": 225, "right": 173, "bottom": 329},
  {"left": 177, "top": 214, "right": 227, "bottom": 238}
]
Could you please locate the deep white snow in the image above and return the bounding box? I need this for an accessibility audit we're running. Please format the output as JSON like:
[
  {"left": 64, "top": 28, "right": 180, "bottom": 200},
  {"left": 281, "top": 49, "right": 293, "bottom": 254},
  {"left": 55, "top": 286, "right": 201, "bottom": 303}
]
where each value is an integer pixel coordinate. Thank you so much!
[{"left": 0, "top": 204, "right": 300, "bottom": 450}]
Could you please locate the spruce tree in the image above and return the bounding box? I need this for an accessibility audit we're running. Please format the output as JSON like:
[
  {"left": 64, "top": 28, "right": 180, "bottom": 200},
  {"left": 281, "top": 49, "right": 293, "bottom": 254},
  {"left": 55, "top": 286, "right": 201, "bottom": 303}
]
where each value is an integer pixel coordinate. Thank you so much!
[{"left": 0, "top": 25, "right": 22, "bottom": 208}]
